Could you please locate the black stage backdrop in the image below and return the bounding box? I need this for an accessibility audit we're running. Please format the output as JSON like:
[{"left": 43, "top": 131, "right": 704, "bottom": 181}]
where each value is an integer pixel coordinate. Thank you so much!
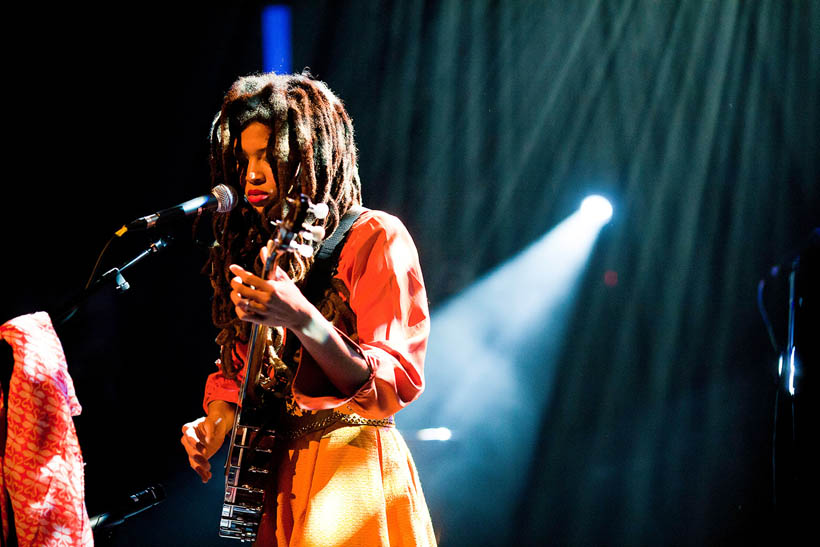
[{"left": 1, "top": 2, "right": 818, "bottom": 545}]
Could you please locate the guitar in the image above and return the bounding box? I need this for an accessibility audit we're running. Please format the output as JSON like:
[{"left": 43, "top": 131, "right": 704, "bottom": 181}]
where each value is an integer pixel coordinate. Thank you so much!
[{"left": 218, "top": 194, "right": 327, "bottom": 542}]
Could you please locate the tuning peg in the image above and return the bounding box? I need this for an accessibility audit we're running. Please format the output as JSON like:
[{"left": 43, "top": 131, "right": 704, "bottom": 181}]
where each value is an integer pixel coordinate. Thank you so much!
[
  {"left": 311, "top": 202, "right": 329, "bottom": 220},
  {"left": 292, "top": 242, "right": 315, "bottom": 258},
  {"left": 301, "top": 225, "right": 326, "bottom": 242}
]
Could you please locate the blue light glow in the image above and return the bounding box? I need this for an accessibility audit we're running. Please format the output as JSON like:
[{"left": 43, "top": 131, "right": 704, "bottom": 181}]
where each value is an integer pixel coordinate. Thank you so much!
[
  {"left": 789, "top": 347, "right": 796, "bottom": 396},
  {"left": 262, "top": 5, "right": 292, "bottom": 74}
]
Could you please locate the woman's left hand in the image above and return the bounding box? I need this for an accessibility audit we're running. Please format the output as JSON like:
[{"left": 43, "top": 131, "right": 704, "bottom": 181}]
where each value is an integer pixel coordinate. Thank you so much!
[
  {"left": 228, "top": 250, "right": 311, "bottom": 329},
  {"left": 231, "top": 248, "right": 371, "bottom": 396}
]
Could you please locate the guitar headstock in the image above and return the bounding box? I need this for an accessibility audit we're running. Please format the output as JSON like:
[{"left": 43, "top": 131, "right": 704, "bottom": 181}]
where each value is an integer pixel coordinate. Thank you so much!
[{"left": 266, "top": 195, "right": 328, "bottom": 267}]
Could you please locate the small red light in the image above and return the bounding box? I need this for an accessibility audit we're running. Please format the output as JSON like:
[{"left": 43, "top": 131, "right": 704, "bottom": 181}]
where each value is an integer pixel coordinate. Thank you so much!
[{"left": 604, "top": 270, "right": 618, "bottom": 287}]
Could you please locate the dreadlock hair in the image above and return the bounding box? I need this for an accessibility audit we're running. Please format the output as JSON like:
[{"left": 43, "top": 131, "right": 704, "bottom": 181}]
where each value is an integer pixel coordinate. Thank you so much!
[{"left": 206, "top": 71, "right": 362, "bottom": 378}]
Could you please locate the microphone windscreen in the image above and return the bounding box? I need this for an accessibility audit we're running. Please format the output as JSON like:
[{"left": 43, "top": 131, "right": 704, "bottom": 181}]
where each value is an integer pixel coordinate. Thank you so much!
[{"left": 213, "top": 184, "right": 239, "bottom": 213}]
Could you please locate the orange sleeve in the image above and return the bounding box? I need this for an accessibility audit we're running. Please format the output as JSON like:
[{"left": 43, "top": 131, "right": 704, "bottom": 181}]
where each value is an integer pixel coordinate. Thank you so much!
[
  {"left": 202, "top": 347, "right": 246, "bottom": 414},
  {"left": 291, "top": 210, "right": 430, "bottom": 419}
]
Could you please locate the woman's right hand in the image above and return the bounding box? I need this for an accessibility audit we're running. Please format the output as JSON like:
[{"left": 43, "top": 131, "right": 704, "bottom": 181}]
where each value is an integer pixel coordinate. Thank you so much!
[{"left": 180, "top": 401, "right": 235, "bottom": 483}]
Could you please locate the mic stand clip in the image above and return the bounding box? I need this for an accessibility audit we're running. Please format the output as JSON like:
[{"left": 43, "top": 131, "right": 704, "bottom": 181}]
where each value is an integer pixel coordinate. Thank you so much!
[{"left": 54, "top": 238, "right": 168, "bottom": 324}]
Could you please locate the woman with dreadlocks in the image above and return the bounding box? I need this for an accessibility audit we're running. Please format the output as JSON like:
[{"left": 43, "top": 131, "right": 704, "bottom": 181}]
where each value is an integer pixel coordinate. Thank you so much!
[{"left": 180, "top": 72, "right": 436, "bottom": 546}]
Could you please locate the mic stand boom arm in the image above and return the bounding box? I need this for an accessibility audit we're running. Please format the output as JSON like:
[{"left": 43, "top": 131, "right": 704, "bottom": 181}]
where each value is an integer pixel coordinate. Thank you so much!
[{"left": 52, "top": 238, "right": 168, "bottom": 325}]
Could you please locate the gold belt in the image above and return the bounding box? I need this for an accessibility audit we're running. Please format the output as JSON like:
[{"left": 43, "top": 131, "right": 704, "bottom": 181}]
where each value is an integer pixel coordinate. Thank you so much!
[{"left": 278, "top": 409, "right": 394, "bottom": 440}]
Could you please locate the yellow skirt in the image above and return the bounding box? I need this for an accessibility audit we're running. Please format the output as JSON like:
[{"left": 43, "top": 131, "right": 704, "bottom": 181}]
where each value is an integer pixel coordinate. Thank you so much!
[{"left": 255, "top": 423, "right": 437, "bottom": 546}]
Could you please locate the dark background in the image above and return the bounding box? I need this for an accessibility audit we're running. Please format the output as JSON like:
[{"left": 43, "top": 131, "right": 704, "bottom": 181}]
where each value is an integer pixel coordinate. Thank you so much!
[{"left": 2, "top": 1, "right": 818, "bottom": 545}]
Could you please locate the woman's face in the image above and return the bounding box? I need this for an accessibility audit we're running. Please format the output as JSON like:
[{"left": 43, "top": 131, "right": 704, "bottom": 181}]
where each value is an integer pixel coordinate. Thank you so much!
[{"left": 238, "top": 121, "right": 278, "bottom": 215}]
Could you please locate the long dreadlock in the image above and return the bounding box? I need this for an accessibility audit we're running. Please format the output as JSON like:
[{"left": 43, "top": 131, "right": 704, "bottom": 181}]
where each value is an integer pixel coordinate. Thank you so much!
[{"left": 206, "top": 72, "right": 362, "bottom": 378}]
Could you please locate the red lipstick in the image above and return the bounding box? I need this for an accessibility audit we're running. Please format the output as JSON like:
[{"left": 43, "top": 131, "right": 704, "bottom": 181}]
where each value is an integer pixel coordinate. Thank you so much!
[{"left": 246, "top": 189, "right": 269, "bottom": 205}]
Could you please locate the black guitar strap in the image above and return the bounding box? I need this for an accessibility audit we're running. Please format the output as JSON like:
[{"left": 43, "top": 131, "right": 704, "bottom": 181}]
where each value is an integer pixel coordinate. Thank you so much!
[
  {"left": 281, "top": 205, "right": 364, "bottom": 368},
  {"left": 301, "top": 205, "right": 365, "bottom": 305}
]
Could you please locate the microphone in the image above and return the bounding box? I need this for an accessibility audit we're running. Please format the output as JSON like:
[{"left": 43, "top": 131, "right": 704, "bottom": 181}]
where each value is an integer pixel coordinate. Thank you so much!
[
  {"left": 89, "top": 484, "right": 166, "bottom": 531},
  {"left": 115, "top": 184, "right": 238, "bottom": 236}
]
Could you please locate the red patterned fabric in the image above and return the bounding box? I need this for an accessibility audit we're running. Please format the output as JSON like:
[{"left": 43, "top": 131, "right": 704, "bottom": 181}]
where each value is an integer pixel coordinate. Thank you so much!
[{"left": 0, "top": 312, "right": 93, "bottom": 547}]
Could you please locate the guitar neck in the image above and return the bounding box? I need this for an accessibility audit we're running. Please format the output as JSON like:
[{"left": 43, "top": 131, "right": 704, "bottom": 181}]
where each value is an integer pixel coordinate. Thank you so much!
[
  {"left": 220, "top": 248, "right": 284, "bottom": 542},
  {"left": 236, "top": 243, "right": 282, "bottom": 410},
  {"left": 220, "top": 193, "right": 317, "bottom": 542}
]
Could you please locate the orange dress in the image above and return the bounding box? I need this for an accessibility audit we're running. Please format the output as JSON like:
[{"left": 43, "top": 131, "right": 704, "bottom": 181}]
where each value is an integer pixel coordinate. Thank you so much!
[{"left": 204, "top": 210, "right": 437, "bottom": 547}]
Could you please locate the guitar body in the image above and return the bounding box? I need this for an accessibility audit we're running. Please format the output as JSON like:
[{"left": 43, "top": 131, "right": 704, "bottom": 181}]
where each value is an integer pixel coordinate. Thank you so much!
[
  {"left": 217, "top": 195, "right": 321, "bottom": 542},
  {"left": 219, "top": 376, "right": 280, "bottom": 541}
]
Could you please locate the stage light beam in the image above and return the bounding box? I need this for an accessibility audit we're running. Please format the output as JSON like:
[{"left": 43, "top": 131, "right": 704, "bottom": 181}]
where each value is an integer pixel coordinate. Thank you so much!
[{"left": 400, "top": 192, "right": 616, "bottom": 538}]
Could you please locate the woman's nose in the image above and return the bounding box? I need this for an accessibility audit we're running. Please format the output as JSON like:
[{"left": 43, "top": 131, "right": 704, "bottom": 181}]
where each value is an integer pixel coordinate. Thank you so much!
[{"left": 246, "top": 166, "right": 264, "bottom": 185}]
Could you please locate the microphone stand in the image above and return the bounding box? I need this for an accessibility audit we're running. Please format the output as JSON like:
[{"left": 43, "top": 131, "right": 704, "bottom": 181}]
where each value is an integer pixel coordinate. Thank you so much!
[
  {"left": 53, "top": 237, "right": 168, "bottom": 325},
  {"left": 764, "top": 239, "right": 817, "bottom": 541}
]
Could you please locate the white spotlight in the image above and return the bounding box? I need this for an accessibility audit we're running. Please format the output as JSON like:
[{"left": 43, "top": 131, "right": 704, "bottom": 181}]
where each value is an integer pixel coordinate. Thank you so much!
[
  {"left": 414, "top": 427, "right": 453, "bottom": 442},
  {"left": 580, "top": 195, "right": 613, "bottom": 225}
]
